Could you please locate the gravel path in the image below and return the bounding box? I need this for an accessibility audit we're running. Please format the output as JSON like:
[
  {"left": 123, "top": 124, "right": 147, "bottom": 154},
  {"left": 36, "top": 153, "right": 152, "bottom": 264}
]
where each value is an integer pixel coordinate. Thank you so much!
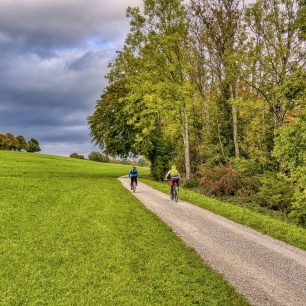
[{"left": 119, "top": 177, "right": 306, "bottom": 306}]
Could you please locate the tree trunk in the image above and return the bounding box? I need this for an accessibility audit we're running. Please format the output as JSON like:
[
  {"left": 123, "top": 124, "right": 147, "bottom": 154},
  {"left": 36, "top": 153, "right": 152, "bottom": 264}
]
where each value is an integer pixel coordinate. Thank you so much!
[
  {"left": 182, "top": 103, "right": 191, "bottom": 179},
  {"left": 217, "top": 123, "right": 226, "bottom": 159},
  {"left": 231, "top": 82, "right": 240, "bottom": 158},
  {"left": 199, "top": 89, "right": 210, "bottom": 132}
]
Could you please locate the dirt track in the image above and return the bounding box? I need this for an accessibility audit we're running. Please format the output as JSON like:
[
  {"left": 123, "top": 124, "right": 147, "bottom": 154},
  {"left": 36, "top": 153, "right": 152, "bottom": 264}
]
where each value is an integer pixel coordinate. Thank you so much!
[{"left": 119, "top": 177, "right": 306, "bottom": 306}]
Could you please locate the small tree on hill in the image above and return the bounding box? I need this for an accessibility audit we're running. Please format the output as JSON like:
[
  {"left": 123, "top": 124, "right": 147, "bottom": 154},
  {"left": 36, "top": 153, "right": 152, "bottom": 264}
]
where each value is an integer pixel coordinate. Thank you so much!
[
  {"left": 88, "top": 151, "right": 110, "bottom": 162},
  {"left": 27, "top": 138, "right": 41, "bottom": 153},
  {"left": 0, "top": 133, "right": 8, "bottom": 150},
  {"left": 5, "top": 133, "right": 18, "bottom": 150},
  {"left": 88, "top": 151, "right": 103, "bottom": 162},
  {"left": 16, "top": 135, "right": 28, "bottom": 151},
  {"left": 6, "top": 133, "right": 17, "bottom": 150},
  {"left": 70, "top": 153, "right": 84, "bottom": 159}
]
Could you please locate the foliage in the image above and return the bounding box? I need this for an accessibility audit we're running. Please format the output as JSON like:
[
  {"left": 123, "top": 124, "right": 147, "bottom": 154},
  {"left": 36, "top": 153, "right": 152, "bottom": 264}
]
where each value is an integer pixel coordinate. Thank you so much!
[
  {"left": 0, "top": 133, "right": 8, "bottom": 150},
  {"left": 137, "top": 156, "right": 150, "bottom": 167},
  {"left": 26, "top": 138, "right": 41, "bottom": 153},
  {"left": 256, "top": 173, "right": 294, "bottom": 212},
  {"left": 199, "top": 164, "right": 237, "bottom": 196},
  {"left": 16, "top": 135, "right": 28, "bottom": 151},
  {"left": 70, "top": 152, "right": 84, "bottom": 159},
  {"left": 273, "top": 113, "right": 306, "bottom": 224},
  {"left": 0, "top": 132, "right": 39, "bottom": 152},
  {"left": 198, "top": 159, "right": 261, "bottom": 197},
  {"left": 89, "top": 0, "right": 305, "bottom": 219},
  {"left": 120, "top": 158, "right": 132, "bottom": 165},
  {"left": 88, "top": 151, "right": 110, "bottom": 163}
]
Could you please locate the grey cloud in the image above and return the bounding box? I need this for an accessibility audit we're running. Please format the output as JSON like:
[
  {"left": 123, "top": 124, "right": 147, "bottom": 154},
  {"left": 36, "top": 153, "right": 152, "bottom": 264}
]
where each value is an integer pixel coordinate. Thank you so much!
[
  {"left": 0, "top": 0, "right": 141, "bottom": 156},
  {"left": 0, "top": 0, "right": 141, "bottom": 47}
]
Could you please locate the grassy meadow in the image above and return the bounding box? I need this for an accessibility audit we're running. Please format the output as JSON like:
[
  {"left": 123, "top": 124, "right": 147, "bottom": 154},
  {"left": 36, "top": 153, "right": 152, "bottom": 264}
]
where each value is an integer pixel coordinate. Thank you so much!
[{"left": 0, "top": 151, "right": 247, "bottom": 305}]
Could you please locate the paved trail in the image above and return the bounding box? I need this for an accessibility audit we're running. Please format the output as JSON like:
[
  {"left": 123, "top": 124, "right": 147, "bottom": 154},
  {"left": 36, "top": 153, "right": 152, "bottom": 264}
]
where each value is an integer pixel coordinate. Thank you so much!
[{"left": 119, "top": 177, "right": 306, "bottom": 306}]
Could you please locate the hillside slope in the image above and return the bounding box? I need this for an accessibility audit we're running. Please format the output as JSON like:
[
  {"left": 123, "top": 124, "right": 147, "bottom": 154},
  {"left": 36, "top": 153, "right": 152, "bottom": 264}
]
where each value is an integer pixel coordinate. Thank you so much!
[{"left": 0, "top": 151, "right": 246, "bottom": 305}]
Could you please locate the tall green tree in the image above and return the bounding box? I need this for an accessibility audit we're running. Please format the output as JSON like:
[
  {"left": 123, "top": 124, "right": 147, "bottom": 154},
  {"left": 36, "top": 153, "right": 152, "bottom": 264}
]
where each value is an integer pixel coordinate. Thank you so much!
[
  {"left": 16, "top": 135, "right": 28, "bottom": 151},
  {"left": 5, "top": 133, "right": 18, "bottom": 151},
  {"left": 27, "top": 138, "right": 41, "bottom": 153},
  {"left": 244, "top": 0, "right": 304, "bottom": 126}
]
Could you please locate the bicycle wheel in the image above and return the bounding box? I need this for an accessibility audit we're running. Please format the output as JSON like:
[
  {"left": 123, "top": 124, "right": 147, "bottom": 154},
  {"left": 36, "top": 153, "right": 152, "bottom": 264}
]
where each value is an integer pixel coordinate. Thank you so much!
[
  {"left": 132, "top": 181, "right": 136, "bottom": 193},
  {"left": 174, "top": 184, "right": 179, "bottom": 202}
]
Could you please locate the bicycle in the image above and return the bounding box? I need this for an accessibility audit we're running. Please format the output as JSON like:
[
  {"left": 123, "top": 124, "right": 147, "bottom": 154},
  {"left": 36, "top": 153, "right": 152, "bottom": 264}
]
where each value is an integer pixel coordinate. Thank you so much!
[
  {"left": 132, "top": 180, "right": 136, "bottom": 193},
  {"left": 165, "top": 179, "right": 179, "bottom": 202},
  {"left": 172, "top": 182, "right": 179, "bottom": 202}
]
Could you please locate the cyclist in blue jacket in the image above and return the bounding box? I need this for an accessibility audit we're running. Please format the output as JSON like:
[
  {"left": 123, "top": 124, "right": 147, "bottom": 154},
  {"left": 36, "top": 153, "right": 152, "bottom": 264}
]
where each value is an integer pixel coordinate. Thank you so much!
[{"left": 129, "top": 166, "right": 139, "bottom": 190}]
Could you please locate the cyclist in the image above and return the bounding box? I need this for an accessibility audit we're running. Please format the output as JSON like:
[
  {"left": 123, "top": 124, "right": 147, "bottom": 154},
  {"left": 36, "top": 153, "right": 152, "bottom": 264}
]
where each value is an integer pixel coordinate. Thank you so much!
[
  {"left": 129, "top": 166, "right": 139, "bottom": 190},
  {"left": 165, "top": 165, "right": 181, "bottom": 197}
]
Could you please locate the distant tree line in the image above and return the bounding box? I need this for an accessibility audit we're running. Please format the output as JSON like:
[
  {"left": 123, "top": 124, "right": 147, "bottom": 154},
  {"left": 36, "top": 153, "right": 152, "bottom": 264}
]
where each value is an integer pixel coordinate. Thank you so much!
[
  {"left": 0, "top": 132, "right": 41, "bottom": 153},
  {"left": 70, "top": 152, "right": 85, "bottom": 160},
  {"left": 70, "top": 151, "right": 150, "bottom": 167},
  {"left": 89, "top": 0, "right": 306, "bottom": 225}
]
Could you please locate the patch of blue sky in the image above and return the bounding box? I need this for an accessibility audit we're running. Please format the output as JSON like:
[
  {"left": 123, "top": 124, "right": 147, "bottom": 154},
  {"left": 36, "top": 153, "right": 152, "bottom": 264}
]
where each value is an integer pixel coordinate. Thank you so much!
[{"left": 86, "top": 37, "right": 121, "bottom": 52}]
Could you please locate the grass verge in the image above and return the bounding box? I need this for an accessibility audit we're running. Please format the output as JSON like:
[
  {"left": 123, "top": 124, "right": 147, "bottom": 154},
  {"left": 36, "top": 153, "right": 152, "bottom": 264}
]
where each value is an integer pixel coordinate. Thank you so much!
[
  {"left": 0, "top": 151, "right": 247, "bottom": 305},
  {"left": 140, "top": 176, "right": 306, "bottom": 251}
]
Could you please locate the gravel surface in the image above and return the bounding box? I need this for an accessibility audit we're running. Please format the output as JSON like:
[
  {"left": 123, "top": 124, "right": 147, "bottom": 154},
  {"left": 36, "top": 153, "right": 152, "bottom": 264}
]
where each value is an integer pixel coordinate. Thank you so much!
[{"left": 119, "top": 177, "right": 306, "bottom": 306}]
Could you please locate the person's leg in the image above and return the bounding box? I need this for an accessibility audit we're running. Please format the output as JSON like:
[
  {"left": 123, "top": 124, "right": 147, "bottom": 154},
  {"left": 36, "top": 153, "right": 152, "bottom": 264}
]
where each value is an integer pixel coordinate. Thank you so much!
[
  {"left": 132, "top": 177, "right": 136, "bottom": 188},
  {"left": 170, "top": 179, "right": 174, "bottom": 195},
  {"left": 135, "top": 177, "right": 138, "bottom": 186}
]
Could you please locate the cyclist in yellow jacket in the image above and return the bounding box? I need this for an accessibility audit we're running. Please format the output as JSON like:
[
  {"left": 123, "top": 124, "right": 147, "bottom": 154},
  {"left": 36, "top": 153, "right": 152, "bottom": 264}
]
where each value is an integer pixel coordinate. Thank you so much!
[{"left": 165, "top": 165, "right": 181, "bottom": 196}]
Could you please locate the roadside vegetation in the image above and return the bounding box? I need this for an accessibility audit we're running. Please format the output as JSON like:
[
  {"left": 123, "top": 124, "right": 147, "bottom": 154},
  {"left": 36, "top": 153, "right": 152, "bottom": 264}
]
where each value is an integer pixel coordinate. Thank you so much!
[
  {"left": 141, "top": 176, "right": 306, "bottom": 251},
  {"left": 0, "top": 151, "right": 247, "bottom": 305}
]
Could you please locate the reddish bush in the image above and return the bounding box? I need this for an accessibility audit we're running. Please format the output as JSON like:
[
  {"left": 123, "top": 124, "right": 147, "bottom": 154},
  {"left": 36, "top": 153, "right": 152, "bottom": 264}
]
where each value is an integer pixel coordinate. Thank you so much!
[
  {"left": 199, "top": 164, "right": 238, "bottom": 196},
  {"left": 198, "top": 160, "right": 260, "bottom": 197}
]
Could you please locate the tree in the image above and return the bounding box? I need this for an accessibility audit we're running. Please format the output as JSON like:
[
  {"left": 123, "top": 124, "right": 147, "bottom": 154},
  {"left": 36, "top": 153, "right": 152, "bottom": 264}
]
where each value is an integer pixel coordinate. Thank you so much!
[
  {"left": 88, "top": 151, "right": 110, "bottom": 162},
  {"left": 273, "top": 113, "right": 306, "bottom": 224},
  {"left": 297, "top": 0, "right": 306, "bottom": 40},
  {"left": 16, "top": 135, "right": 28, "bottom": 151},
  {"left": 88, "top": 0, "right": 305, "bottom": 216},
  {"left": 0, "top": 133, "right": 8, "bottom": 150},
  {"left": 27, "top": 138, "right": 41, "bottom": 153},
  {"left": 5, "top": 133, "right": 18, "bottom": 151},
  {"left": 244, "top": 0, "right": 304, "bottom": 126},
  {"left": 190, "top": 0, "right": 244, "bottom": 158},
  {"left": 70, "top": 153, "right": 84, "bottom": 159}
]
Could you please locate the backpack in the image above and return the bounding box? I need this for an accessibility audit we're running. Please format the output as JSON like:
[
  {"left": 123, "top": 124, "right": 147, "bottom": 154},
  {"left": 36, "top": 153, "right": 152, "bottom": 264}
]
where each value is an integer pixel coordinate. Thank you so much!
[
  {"left": 131, "top": 168, "right": 137, "bottom": 175},
  {"left": 171, "top": 169, "right": 178, "bottom": 176}
]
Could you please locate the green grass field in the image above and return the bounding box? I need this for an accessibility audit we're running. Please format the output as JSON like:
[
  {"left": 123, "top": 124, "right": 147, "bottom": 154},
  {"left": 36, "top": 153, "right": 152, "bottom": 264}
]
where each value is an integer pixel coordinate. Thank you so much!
[
  {"left": 141, "top": 177, "right": 306, "bottom": 251},
  {"left": 0, "top": 151, "right": 247, "bottom": 305}
]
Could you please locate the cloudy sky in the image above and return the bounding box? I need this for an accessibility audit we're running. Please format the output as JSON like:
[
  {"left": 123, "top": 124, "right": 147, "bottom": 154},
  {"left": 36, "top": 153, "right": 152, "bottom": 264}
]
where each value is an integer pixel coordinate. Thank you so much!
[{"left": 0, "top": 0, "right": 141, "bottom": 156}]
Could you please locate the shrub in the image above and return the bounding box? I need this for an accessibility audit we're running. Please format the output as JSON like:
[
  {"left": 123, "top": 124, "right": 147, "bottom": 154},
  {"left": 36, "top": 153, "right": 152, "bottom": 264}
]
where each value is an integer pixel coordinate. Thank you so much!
[
  {"left": 138, "top": 157, "right": 150, "bottom": 167},
  {"left": 198, "top": 159, "right": 260, "bottom": 197},
  {"left": 289, "top": 190, "right": 306, "bottom": 226},
  {"left": 181, "top": 178, "right": 199, "bottom": 189},
  {"left": 70, "top": 153, "right": 84, "bottom": 159},
  {"left": 255, "top": 173, "right": 294, "bottom": 212},
  {"left": 88, "top": 151, "right": 109, "bottom": 162},
  {"left": 121, "top": 159, "right": 131, "bottom": 165},
  {"left": 273, "top": 113, "right": 306, "bottom": 225},
  {"left": 199, "top": 164, "right": 237, "bottom": 196}
]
